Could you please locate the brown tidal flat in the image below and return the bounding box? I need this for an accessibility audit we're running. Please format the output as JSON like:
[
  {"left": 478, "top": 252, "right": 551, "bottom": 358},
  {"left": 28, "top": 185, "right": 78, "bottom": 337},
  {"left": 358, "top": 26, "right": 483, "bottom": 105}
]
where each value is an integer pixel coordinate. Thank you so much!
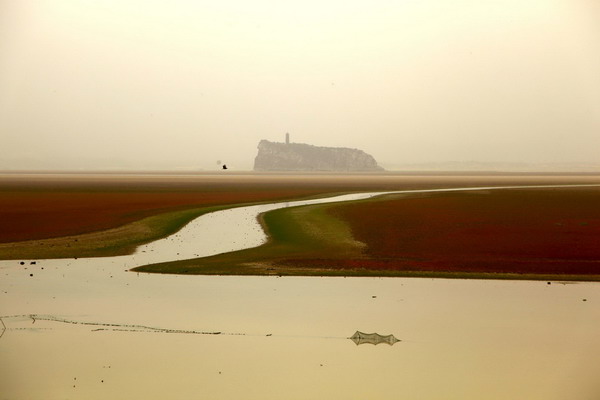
[
  {"left": 2, "top": 172, "right": 598, "bottom": 244},
  {"left": 321, "top": 187, "right": 600, "bottom": 275},
  {"left": 0, "top": 173, "right": 378, "bottom": 243}
]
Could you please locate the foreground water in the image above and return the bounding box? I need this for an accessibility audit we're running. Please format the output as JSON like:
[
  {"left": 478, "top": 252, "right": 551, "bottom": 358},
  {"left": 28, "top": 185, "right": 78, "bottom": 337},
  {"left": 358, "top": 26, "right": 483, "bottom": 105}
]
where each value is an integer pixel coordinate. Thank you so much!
[
  {"left": 1, "top": 185, "right": 600, "bottom": 399},
  {"left": 2, "top": 269, "right": 599, "bottom": 399}
]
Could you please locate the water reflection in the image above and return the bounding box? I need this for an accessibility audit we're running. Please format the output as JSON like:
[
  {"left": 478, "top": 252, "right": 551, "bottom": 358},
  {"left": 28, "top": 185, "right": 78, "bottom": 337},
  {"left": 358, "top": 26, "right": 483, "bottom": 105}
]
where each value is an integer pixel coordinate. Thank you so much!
[{"left": 349, "top": 331, "right": 401, "bottom": 346}]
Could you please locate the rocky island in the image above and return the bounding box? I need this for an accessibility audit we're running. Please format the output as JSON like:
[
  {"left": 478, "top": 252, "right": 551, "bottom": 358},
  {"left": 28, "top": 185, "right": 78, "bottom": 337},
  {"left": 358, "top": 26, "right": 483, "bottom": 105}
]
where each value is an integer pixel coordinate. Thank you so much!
[{"left": 253, "top": 134, "right": 384, "bottom": 172}]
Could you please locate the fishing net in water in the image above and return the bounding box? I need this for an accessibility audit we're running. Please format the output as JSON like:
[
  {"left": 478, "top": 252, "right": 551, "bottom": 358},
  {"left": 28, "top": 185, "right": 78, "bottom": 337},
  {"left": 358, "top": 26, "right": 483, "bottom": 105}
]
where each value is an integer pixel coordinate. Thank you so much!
[{"left": 350, "top": 331, "right": 401, "bottom": 346}]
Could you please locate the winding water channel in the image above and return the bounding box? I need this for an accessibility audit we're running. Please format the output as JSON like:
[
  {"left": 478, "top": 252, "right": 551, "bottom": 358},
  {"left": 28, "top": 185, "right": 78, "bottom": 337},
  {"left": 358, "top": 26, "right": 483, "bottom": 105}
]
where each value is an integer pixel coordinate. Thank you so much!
[{"left": 1, "top": 184, "right": 599, "bottom": 399}]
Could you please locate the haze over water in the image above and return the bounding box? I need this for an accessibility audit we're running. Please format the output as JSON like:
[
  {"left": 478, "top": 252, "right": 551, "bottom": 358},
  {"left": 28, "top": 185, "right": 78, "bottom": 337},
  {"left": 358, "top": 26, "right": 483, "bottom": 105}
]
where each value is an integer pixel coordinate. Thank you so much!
[
  {"left": 1, "top": 1, "right": 599, "bottom": 170},
  {"left": 1, "top": 1, "right": 600, "bottom": 398}
]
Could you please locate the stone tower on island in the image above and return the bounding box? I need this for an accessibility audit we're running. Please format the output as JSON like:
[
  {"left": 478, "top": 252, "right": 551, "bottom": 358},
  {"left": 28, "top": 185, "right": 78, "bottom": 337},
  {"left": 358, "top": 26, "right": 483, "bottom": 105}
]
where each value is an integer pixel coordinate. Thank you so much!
[{"left": 253, "top": 134, "right": 384, "bottom": 171}]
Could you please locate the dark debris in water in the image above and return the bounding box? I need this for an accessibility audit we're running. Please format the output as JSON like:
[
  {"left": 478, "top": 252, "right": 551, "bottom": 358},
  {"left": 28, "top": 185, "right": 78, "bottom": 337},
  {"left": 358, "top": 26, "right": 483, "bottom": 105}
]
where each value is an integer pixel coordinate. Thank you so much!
[
  {"left": 1, "top": 315, "right": 401, "bottom": 347},
  {"left": 0, "top": 314, "right": 242, "bottom": 338},
  {"left": 349, "top": 331, "right": 401, "bottom": 346}
]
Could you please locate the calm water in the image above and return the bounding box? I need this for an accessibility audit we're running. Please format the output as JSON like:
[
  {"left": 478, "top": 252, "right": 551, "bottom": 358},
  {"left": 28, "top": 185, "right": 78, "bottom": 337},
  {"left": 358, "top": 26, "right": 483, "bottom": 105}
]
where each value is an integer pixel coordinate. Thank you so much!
[{"left": 1, "top": 185, "right": 600, "bottom": 399}]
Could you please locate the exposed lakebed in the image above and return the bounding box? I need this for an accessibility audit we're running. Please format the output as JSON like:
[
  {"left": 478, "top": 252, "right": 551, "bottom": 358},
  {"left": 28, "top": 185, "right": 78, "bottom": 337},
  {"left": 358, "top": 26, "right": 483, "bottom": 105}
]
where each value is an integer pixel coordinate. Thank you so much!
[{"left": 1, "top": 185, "right": 599, "bottom": 399}]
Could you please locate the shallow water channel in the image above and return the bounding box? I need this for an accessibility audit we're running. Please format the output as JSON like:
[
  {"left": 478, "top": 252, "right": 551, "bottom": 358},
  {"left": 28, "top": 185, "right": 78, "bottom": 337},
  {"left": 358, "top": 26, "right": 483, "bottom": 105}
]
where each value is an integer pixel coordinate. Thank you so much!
[{"left": 1, "top": 185, "right": 600, "bottom": 399}]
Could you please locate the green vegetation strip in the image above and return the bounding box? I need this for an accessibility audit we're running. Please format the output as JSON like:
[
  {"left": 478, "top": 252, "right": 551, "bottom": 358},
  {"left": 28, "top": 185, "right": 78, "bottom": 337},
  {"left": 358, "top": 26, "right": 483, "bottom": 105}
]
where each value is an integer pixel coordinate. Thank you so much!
[
  {"left": 0, "top": 205, "right": 229, "bottom": 260},
  {"left": 0, "top": 193, "right": 349, "bottom": 260},
  {"left": 133, "top": 202, "right": 365, "bottom": 275},
  {"left": 135, "top": 196, "right": 600, "bottom": 282}
]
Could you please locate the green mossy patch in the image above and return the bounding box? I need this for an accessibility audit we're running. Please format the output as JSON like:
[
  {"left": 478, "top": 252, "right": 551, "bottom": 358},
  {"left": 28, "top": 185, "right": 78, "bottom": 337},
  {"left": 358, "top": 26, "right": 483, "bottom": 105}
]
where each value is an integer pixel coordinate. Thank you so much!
[
  {"left": 134, "top": 195, "right": 600, "bottom": 282},
  {"left": 133, "top": 202, "right": 365, "bottom": 274},
  {"left": 0, "top": 205, "right": 227, "bottom": 260},
  {"left": 0, "top": 192, "right": 351, "bottom": 261}
]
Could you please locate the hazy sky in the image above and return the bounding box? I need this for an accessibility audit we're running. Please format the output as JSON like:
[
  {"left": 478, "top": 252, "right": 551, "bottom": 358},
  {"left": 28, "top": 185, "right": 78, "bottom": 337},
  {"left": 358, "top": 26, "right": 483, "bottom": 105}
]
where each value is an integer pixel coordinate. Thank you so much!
[{"left": 1, "top": 0, "right": 599, "bottom": 170}]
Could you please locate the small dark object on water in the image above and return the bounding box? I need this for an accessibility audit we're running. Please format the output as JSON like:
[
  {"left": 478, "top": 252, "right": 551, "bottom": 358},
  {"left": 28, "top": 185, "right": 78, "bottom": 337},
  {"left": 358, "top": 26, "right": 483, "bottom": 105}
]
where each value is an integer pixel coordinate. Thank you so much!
[
  {"left": 31, "top": 261, "right": 36, "bottom": 265},
  {"left": 583, "top": 299, "right": 587, "bottom": 302},
  {"left": 20, "top": 261, "right": 24, "bottom": 265},
  {"left": 350, "top": 331, "right": 401, "bottom": 346},
  {"left": 372, "top": 295, "right": 377, "bottom": 298},
  {"left": 29, "top": 274, "right": 33, "bottom": 277},
  {"left": 222, "top": 164, "right": 228, "bottom": 170},
  {"left": 547, "top": 282, "right": 551, "bottom": 285}
]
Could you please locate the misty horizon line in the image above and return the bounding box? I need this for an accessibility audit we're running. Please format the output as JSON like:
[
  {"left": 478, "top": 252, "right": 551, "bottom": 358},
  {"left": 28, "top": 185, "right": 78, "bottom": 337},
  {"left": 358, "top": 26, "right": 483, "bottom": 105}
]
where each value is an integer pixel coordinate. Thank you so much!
[{"left": 2, "top": 159, "right": 600, "bottom": 175}]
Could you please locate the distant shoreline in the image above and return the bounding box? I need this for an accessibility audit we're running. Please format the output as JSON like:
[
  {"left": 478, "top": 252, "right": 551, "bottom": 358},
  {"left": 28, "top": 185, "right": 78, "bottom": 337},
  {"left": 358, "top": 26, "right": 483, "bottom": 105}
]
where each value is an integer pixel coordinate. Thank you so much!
[{"left": 2, "top": 170, "right": 600, "bottom": 176}]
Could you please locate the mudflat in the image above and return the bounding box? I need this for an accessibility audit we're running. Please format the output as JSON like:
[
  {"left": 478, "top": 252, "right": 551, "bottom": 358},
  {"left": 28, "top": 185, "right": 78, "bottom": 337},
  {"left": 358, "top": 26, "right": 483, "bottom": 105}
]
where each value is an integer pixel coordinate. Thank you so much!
[
  {"left": 0, "top": 173, "right": 353, "bottom": 243},
  {"left": 3, "top": 173, "right": 600, "bottom": 279},
  {"left": 320, "top": 187, "right": 600, "bottom": 276},
  {"left": 2, "top": 172, "right": 598, "bottom": 243}
]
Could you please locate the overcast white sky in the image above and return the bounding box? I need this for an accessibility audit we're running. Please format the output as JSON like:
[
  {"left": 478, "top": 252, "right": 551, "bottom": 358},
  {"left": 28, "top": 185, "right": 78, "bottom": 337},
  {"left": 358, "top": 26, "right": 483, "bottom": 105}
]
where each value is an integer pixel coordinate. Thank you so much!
[{"left": 1, "top": 0, "right": 599, "bottom": 170}]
